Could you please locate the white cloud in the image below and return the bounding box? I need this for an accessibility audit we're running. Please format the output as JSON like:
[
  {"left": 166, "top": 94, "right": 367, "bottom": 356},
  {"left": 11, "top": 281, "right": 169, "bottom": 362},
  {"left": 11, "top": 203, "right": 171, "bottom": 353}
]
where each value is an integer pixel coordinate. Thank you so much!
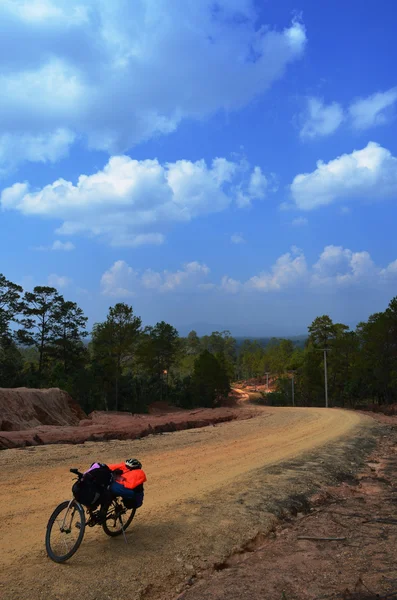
[
  {"left": 52, "top": 240, "right": 75, "bottom": 251},
  {"left": 299, "top": 97, "right": 344, "bottom": 139},
  {"left": 297, "top": 87, "right": 397, "bottom": 141},
  {"left": 101, "top": 260, "right": 210, "bottom": 296},
  {"left": 1, "top": 155, "right": 268, "bottom": 245},
  {"left": 231, "top": 233, "right": 245, "bottom": 244},
  {"left": 311, "top": 245, "right": 377, "bottom": 288},
  {"left": 220, "top": 275, "right": 242, "bottom": 294},
  {"left": 100, "top": 261, "right": 138, "bottom": 298},
  {"left": 7, "top": 0, "right": 77, "bottom": 23},
  {"left": 114, "top": 233, "right": 165, "bottom": 248},
  {"left": 291, "top": 217, "right": 308, "bottom": 227},
  {"left": 381, "top": 259, "right": 397, "bottom": 280},
  {"left": 0, "top": 129, "right": 75, "bottom": 174},
  {"left": 0, "top": 1, "right": 306, "bottom": 169},
  {"left": 142, "top": 262, "right": 210, "bottom": 292},
  {"left": 101, "top": 246, "right": 397, "bottom": 298},
  {"left": 290, "top": 142, "right": 397, "bottom": 210},
  {"left": 220, "top": 247, "right": 309, "bottom": 294},
  {"left": 246, "top": 246, "right": 308, "bottom": 291},
  {"left": 235, "top": 166, "right": 270, "bottom": 208},
  {"left": 47, "top": 273, "right": 71, "bottom": 289},
  {"left": 33, "top": 239, "right": 75, "bottom": 251},
  {"left": 349, "top": 87, "right": 397, "bottom": 130},
  {"left": 248, "top": 167, "right": 268, "bottom": 199},
  {"left": 235, "top": 190, "right": 252, "bottom": 209},
  {"left": 221, "top": 245, "right": 397, "bottom": 293}
]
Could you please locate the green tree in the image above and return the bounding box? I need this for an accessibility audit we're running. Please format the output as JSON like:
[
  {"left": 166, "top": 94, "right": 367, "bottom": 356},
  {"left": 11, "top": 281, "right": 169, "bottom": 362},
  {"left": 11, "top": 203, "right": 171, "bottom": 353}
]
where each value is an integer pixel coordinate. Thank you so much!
[
  {"left": 300, "top": 317, "right": 354, "bottom": 407},
  {"left": 137, "top": 322, "right": 179, "bottom": 375},
  {"left": 92, "top": 303, "right": 142, "bottom": 410},
  {"left": 272, "top": 375, "right": 293, "bottom": 406},
  {"left": 201, "top": 331, "right": 236, "bottom": 380},
  {"left": 237, "top": 340, "right": 265, "bottom": 379},
  {"left": 52, "top": 299, "right": 88, "bottom": 374},
  {"left": 201, "top": 330, "right": 236, "bottom": 362},
  {"left": 186, "top": 330, "right": 201, "bottom": 355},
  {"left": 266, "top": 338, "right": 295, "bottom": 374},
  {"left": 308, "top": 315, "right": 337, "bottom": 348},
  {"left": 192, "top": 350, "right": 230, "bottom": 408},
  {"left": 17, "top": 286, "right": 63, "bottom": 384},
  {"left": 0, "top": 273, "right": 23, "bottom": 337},
  {"left": 297, "top": 343, "right": 323, "bottom": 406},
  {"left": 355, "top": 307, "right": 396, "bottom": 404},
  {"left": 136, "top": 321, "right": 179, "bottom": 401},
  {"left": 0, "top": 336, "right": 24, "bottom": 387},
  {"left": 328, "top": 330, "right": 359, "bottom": 406},
  {"left": 0, "top": 274, "right": 24, "bottom": 388},
  {"left": 175, "top": 330, "right": 201, "bottom": 378}
]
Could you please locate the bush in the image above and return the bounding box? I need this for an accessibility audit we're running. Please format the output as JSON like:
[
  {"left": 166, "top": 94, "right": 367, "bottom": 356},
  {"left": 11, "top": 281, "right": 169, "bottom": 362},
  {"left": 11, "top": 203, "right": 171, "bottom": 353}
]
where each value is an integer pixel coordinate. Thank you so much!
[{"left": 263, "top": 390, "right": 290, "bottom": 406}]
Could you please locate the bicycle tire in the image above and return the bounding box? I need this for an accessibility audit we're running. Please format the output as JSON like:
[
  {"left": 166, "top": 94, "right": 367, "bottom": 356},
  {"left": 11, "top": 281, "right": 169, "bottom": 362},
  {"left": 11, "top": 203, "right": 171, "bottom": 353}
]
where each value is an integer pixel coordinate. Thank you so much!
[
  {"left": 102, "top": 500, "right": 136, "bottom": 537},
  {"left": 45, "top": 500, "right": 86, "bottom": 563}
]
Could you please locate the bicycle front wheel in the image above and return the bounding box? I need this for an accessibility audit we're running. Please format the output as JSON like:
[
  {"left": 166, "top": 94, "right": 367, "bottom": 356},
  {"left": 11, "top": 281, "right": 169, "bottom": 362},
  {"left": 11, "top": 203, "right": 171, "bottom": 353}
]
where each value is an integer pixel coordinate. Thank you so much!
[
  {"left": 45, "top": 500, "right": 86, "bottom": 563},
  {"left": 102, "top": 500, "right": 136, "bottom": 537}
]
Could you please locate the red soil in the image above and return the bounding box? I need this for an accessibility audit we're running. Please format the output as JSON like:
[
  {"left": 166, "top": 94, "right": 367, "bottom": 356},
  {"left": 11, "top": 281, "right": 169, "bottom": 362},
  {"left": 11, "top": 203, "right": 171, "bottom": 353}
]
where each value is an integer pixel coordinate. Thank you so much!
[{"left": 0, "top": 387, "right": 255, "bottom": 450}]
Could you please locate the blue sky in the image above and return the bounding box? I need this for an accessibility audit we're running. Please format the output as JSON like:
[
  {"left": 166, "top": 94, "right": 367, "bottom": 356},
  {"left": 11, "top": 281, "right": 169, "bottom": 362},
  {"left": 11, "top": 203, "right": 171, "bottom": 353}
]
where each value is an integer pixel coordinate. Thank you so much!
[{"left": 1, "top": 0, "right": 397, "bottom": 335}]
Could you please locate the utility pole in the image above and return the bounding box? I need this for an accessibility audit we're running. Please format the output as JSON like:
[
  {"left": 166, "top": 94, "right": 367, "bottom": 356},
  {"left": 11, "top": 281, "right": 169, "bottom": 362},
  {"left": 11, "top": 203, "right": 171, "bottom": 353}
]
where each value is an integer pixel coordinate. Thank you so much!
[
  {"left": 316, "top": 348, "right": 330, "bottom": 408},
  {"left": 265, "top": 372, "right": 270, "bottom": 391},
  {"left": 323, "top": 349, "right": 328, "bottom": 408},
  {"left": 288, "top": 370, "right": 296, "bottom": 407},
  {"left": 292, "top": 372, "right": 295, "bottom": 407}
]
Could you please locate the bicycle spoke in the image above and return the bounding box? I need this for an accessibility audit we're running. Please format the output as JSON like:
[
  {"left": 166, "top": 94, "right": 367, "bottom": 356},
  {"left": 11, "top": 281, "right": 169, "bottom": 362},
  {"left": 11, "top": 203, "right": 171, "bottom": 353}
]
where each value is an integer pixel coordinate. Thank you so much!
[
  {"left": 102, "top": 500, "right": 135, "bottom": 538},
  {"left": 61, "top": 535, "right": 69, "bottom": 554},
  {"left": 47, "top": 503, "right": 84, "bottom": 561},
  {"left": 55, "top": 518, "right": 65, "bottom": 531}
]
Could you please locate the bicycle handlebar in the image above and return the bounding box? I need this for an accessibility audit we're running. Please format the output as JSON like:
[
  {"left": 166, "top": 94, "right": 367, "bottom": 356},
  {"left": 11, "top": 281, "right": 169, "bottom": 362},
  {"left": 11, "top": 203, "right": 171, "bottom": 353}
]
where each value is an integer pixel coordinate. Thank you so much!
[{"left": 70, "top": 468, "right": 83, "bottom": 477}]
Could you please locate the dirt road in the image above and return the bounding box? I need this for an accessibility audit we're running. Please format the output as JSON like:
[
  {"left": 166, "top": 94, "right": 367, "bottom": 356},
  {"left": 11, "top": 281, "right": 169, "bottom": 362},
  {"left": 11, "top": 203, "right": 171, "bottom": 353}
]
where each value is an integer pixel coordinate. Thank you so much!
[{"left": 0, "top": 407, "right": 373, "bottom": 600}]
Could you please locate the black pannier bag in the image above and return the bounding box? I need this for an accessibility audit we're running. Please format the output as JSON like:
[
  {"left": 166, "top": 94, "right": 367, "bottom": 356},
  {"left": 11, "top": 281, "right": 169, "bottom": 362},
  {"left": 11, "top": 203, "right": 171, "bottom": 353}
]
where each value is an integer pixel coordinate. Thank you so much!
[{"left": 72, "top": 463, "right": 113, "bottom": 508}]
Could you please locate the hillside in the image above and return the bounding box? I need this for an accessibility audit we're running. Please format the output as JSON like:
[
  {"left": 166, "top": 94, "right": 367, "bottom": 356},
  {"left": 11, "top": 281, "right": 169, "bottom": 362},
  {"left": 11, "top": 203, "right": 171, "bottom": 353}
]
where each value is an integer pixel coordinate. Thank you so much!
[{"left": 0, "top": 388, "right": 86, "bottom": 431}]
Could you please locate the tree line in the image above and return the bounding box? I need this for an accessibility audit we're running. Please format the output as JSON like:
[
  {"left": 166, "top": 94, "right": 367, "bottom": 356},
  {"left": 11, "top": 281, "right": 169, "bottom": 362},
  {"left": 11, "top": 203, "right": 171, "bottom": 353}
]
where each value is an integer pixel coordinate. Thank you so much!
[
  {"left": 238, "top": 297, "right": 397, "bottom": 408},
  {"left": 1, "top": 272, "right": 397, "bottom": 412},
  {"left": 0, "top": 274, "right": 231, "bottom": 412}
]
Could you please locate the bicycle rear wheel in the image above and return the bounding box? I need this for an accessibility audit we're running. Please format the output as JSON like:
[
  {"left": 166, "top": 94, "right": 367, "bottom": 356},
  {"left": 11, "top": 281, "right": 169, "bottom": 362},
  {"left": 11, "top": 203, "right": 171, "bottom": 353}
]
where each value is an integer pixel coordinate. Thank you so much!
[
  {"left": 102, "top": 500, "right": 136, "bottom": 537},
  {"left": 45, "top": 500, "right": 85, "bottom": 562}
]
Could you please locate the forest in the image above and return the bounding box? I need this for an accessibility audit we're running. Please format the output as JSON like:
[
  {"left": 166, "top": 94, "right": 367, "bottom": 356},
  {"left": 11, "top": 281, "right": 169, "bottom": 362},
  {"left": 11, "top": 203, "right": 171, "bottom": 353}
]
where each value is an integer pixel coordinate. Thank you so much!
[{"left": 1, "top": 272, "right": 396, "bottom": 413}]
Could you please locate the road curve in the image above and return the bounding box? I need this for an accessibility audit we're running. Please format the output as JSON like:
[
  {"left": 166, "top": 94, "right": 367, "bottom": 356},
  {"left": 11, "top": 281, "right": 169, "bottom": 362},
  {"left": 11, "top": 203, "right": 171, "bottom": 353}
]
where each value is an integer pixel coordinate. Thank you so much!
[{"left": 0, "top": 407, "right": 371, "bottom": 600}]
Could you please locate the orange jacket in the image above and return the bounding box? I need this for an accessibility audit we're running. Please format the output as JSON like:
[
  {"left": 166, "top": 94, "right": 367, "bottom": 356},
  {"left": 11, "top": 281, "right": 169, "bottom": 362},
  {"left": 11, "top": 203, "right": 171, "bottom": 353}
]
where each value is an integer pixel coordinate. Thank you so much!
[{"left": 108, "top": 463, "right": 147, "bottom": 490}]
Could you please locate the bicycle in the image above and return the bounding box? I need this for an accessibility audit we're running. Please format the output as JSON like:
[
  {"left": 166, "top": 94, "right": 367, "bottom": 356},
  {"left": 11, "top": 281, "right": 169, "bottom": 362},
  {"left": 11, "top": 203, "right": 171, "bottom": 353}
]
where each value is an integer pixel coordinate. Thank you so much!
[{"left": 45, "top": 468, "right": 136, "bottom": 563}]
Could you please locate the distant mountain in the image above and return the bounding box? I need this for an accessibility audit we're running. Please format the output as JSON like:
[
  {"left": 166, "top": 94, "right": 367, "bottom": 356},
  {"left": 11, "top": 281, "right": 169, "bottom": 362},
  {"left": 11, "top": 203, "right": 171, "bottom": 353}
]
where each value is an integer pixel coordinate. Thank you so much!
[
  {"left": 234, "top": 335, "right": 307, "bottom": 349},
  {"left": 177, "top": 321, "right": 306, "bottom": 339},
  {"left": 177, "top": 322, "right": 271, "bottom": 337}
]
